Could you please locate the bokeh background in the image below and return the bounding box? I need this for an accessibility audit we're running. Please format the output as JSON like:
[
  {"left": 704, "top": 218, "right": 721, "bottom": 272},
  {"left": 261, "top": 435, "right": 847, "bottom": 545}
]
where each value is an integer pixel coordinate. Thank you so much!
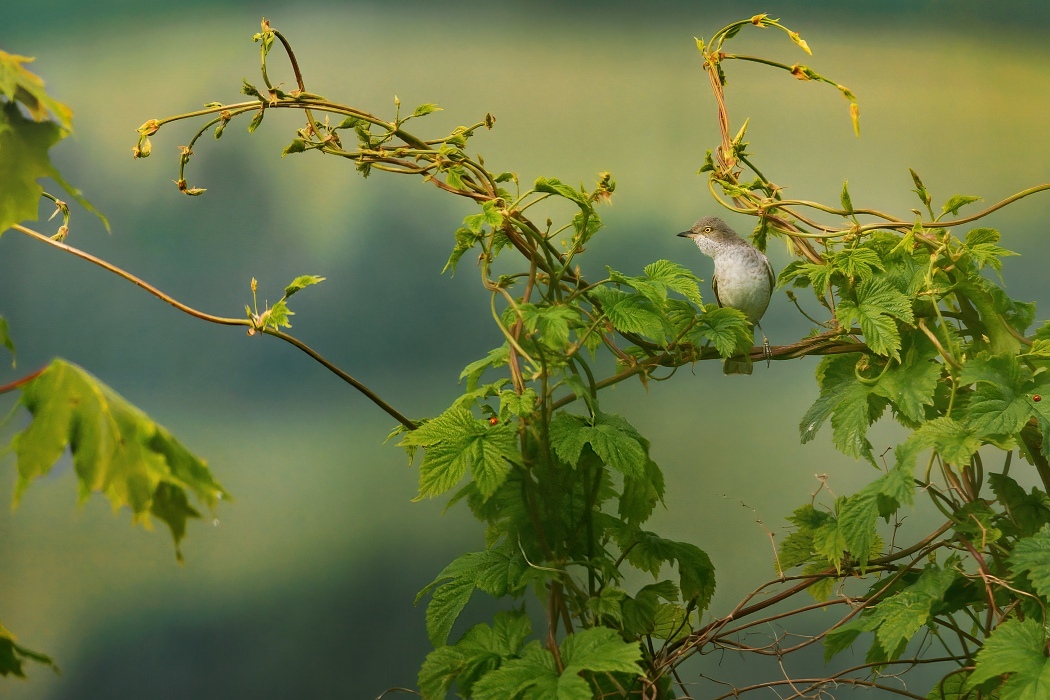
[{"left": 3, "top": 1, "right": 1050, "bottom": 697}]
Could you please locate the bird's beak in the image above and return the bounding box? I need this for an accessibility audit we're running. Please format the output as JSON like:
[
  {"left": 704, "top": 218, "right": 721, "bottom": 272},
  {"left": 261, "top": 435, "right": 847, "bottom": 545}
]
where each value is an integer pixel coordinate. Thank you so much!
[{"left": 677, "top": 231, "right": 693, "bottom": 238}]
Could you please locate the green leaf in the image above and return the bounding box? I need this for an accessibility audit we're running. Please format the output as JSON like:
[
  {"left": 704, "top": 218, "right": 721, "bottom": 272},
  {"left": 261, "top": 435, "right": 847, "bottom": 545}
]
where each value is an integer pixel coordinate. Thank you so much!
[
  {"left": 643, "top": 259, "right": 704, "bottom": 306},
  {"left": 426, "top": 576, "right": 476, "bottom": 648},
  {"left": 0, "top": 623, "right": 58, "bottom": 678},
  {"left": 549, "top": 411, "right": 647, "bottom": 479},
  {"left": 11, "top": 359, "right": 228, "bottom": 559},
  {"left": 0, "top": 51, "right": 73, "bottom": 128},
  {"left": 589, "top": 287, "right": 668, "bottom": 343},
  {"left": 869, "top": 335, "right": 943, "bottom": 425},
  {"left": 0, "top": 103, "right": 67, "bottom": 233},
  {"left": 689, "top": 306, "right": 751, "bottom": 359},
  {"left": 961, "top": 354, "right": 1034, "bottom": 438},
  {"left": 260, "top": 299, "right": 293, "bottom": 329},
  {"left": 941, "top": 194, "right": 982, "bottom": 217},
  {"left": 823, "top": 616, "right": 873, "bottom": 662},
  {"left": 990, "top": 474, "right": 1050, "bottom": 537},
  {"left": 247, "top": 107, "right": 265, "bottom": 133},
  {"left": 471, "top": 642, "right": 557, "bottom": 700},
  {"left": 402, "top": 406, "right": 519, "bottom": 500},
  {"left": 460, "top": 346, "right": 509, "bottom": 392},
  {"left": 463, "top": 199, "right": 504, "bottom": 234},
  {"left": 412, "top": 103, "right": 442, "bottom": 118},
  {"left": 800, "top": 353, "right": 881, "bottom": 461},
  {"left": 280, "top": 137, "right": 307, "bottom": 156},
  {"left": 283, "top": 274, "right": 325, "bottom": 297},
  {"left": 534, "top": 176, "right": 591, "bottom": 209},
  {"left": 832, "top": 247, "right": 884, "bottom": 281},
  {"left": 0, "top": 315, "right": 14, "bottom": 365},
  {"left": 966, "top": 618, "right": 1050, "bottom": 697},
  {"left": 840, "top": 180, "right": 854, "bottom": 213},
  {"left": 500, "top": 388, "right": 538, "bottom": 419},
  {"left": 620, "top": 531, "right": 716, "bottom": 612},
  {"left": 869, "top": 564, "right": 955, "bottom": 659},
  {"left": 1010, "top": 524, "right": 1050, "bottom": 600},
  {"left": 836, "top": 278, "right": 914, "bottom": 361},
  {"left": 443, "top": 226, "right": 483, "bottom": 276},
  {"left": 519, "top": 304, "right": 579, "bottom": 351},
  {"left": 925, "top": 672, "right": 970, "bottom": 700},
  {"left": 561, "top": 626, "right": 643, "bottom": 676},
  {"left": 672, "top": 541, "right": 716, "bottom": 609}
]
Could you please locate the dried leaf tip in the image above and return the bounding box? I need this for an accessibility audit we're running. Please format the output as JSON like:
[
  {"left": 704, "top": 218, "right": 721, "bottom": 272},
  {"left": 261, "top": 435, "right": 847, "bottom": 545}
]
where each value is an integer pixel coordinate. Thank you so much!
[{"left": 788, "top": 31, "right": 812, "bottom": 55}]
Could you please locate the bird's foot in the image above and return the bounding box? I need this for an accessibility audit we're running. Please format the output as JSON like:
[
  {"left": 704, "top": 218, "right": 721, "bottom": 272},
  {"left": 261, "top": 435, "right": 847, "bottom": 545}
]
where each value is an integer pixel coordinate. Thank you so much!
[{"left": 762, "top": 335, "right": 772, "bottom": 367}]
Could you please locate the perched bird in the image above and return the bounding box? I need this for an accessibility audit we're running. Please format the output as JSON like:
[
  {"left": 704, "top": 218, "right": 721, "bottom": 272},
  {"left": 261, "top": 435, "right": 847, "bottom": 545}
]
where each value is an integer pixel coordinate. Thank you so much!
[{"left": 678, "top": 216, "right": 774, "bottom": 375}]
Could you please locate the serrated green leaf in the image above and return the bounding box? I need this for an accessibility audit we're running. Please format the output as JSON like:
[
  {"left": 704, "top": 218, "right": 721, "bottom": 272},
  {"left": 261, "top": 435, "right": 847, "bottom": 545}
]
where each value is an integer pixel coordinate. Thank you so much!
[
  {"left": 549, "top": 411, "right": 647, "bottom": 478},
  {"left": 426, "top": 577, "right": 476, "bottom": 648},
  {"left": 403, "top": 406, "right": 518, "bottom": 500},
  {"left": 283, "top": 274, "right": 325, "bottom": 297},
  {"left": 966, "top": 618, "right": 1050, "bottom": 697},
  {"left": 590, "top": 287, "right": 668, "bottom": 343},
  {"left": 941, "top": 194, "right": 982, "bottom": 217},
  {"left": 961, "top": 354, "right": 1034, "bottom": 438},
  {"left": 870, "top": 564, "right": 955, "bottom": 658},
  {"left": 644, "top": 259, "right": 704, "bottom": 306},
  {"left": 836, "top": 278, "right": 914, "bottom": 361},
  {"left": 463, "top": 199, "right": 504, "bottom": 234},
  {"left": 587, "top": 588, "right": 626, "bottom": 626},
  {"left": 0, "top": 623, "right": 58, "bottom": 678},
  {"left": 561, "top": 626, "right": 643, "bottom": 676},
  {"left": 519, "top": 304, "right": 579, "bottom": 352},
  {"left": 260, "top": 299, "right": 293, "bottom": 329},
  {"left": 689, "top": 306, "right": 751, "bottom": 359},
  {"left": 412, "top": 103, "right": 441, "bottom": 118},
  {"left": 460, "top": 346, "right": 509, "bottom": 392},
  {"left": 499, "top": 388, "right": 537, "bottom": 418},
  {"left": 1010, "top": 524, "right": 1050, "bottom": 600},
  {"left": 800, "top": 353, "right": 879, "bottom": 461},
  {"left": 869, "top": 335, "right": 942, "bottom": 425},
  {"left": 11, "top": 359, "right": 228, "bottom": 558},
  {"left": 471, "top": 642, "right": 560, "bottom": 700},
  {"left": 832, "top": 247, "right": 884, "bottom": 281},
  {"left": 966, "top": 227, "right": 1001, "bottom": 247}
]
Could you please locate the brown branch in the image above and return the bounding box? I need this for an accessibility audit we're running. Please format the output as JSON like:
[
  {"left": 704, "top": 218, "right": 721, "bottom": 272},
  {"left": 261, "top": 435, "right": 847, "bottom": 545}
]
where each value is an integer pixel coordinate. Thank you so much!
[
  {"left": 12, "top": 224, "right": 416, "bottom": 430},
  {"left": 0, "top": 365, "right": 47, "bottom": 395}
]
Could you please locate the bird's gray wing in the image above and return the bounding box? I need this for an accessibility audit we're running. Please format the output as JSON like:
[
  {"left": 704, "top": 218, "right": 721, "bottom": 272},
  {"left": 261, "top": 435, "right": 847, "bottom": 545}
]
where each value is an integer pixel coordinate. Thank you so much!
[
  {"left": 711, "top": 274, "right": 723, "bottom": 308},
  {"left": 764, "top": 258, "right": 776, "bottom": 293}
]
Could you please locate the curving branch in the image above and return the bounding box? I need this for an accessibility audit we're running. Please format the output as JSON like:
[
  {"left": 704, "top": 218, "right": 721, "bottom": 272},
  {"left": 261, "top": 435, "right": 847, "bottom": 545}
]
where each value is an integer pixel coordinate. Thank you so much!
[{"left": 12, "top": 224, "right": 416, "bottom": 430}]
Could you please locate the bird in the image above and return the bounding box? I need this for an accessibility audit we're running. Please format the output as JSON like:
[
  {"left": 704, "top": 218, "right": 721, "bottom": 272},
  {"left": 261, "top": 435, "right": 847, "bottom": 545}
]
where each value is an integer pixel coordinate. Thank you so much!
[{"left": 678, "top": 216, "right": 774, "bottom": 375}]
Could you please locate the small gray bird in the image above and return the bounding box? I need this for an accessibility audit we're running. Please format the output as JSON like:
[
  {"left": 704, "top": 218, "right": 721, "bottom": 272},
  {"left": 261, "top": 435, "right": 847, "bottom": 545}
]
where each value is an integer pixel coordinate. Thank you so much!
[{"left": 678, "top": 216, "right": 774, "bottom": 375}]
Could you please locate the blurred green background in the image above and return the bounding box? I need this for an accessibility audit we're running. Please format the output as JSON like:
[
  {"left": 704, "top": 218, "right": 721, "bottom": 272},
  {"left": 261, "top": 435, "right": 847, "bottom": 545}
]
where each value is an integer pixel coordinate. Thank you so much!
[{"left": 3, "top": 1, "right": 1050, "bottom": 697}]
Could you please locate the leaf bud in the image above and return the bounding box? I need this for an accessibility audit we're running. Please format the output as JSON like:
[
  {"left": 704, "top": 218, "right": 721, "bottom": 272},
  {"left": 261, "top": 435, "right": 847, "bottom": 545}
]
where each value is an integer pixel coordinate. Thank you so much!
[{"left": 138, "top": 119, "right": 160, "bottom": 136}]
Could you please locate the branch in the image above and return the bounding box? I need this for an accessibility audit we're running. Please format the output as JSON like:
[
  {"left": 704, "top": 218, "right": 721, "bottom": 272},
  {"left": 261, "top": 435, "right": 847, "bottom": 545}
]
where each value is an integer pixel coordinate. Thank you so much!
[{"left": 12, "top": 224, "right": 416, "bottom": 430}]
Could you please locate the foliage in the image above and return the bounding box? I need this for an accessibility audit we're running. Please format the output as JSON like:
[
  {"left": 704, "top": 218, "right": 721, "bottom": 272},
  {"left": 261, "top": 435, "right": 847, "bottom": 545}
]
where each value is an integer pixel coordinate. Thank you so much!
[{"left": 4, "top": 12, "right": 1050, "bottom": 699}]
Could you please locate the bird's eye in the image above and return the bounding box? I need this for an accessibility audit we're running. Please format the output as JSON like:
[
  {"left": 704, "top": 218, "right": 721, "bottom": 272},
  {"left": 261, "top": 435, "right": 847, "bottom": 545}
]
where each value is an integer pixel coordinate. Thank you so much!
[{"left": 703, "top": 226, "right": 712, "bottom": 233}]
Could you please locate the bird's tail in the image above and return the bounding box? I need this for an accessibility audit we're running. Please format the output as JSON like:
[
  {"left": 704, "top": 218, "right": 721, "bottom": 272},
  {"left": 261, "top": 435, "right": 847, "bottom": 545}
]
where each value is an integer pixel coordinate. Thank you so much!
[{"left": 723, "top": 357, "right": 753, "bottom": 375}]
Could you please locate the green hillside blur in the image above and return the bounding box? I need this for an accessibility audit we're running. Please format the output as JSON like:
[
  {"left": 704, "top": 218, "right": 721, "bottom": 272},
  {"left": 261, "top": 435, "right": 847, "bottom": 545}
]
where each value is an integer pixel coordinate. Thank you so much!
[{"left": 2, "top": 2, "right": 1050, "bottom": 697}]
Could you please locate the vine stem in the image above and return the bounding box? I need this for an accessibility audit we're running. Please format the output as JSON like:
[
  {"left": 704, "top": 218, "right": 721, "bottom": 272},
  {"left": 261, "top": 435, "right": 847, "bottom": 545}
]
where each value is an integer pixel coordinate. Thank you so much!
[
  {"left": 0, "top": 366, "right": 47, "bottom": 395},
  {"left": 11, "top": 224, "right": 417, "bottom": 430}
]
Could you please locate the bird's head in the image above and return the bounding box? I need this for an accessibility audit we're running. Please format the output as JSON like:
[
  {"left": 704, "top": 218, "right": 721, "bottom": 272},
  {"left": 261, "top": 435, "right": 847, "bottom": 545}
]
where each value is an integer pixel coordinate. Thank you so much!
[{"left": 676, "top": 216, "right": 740, "bottom": 244}]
